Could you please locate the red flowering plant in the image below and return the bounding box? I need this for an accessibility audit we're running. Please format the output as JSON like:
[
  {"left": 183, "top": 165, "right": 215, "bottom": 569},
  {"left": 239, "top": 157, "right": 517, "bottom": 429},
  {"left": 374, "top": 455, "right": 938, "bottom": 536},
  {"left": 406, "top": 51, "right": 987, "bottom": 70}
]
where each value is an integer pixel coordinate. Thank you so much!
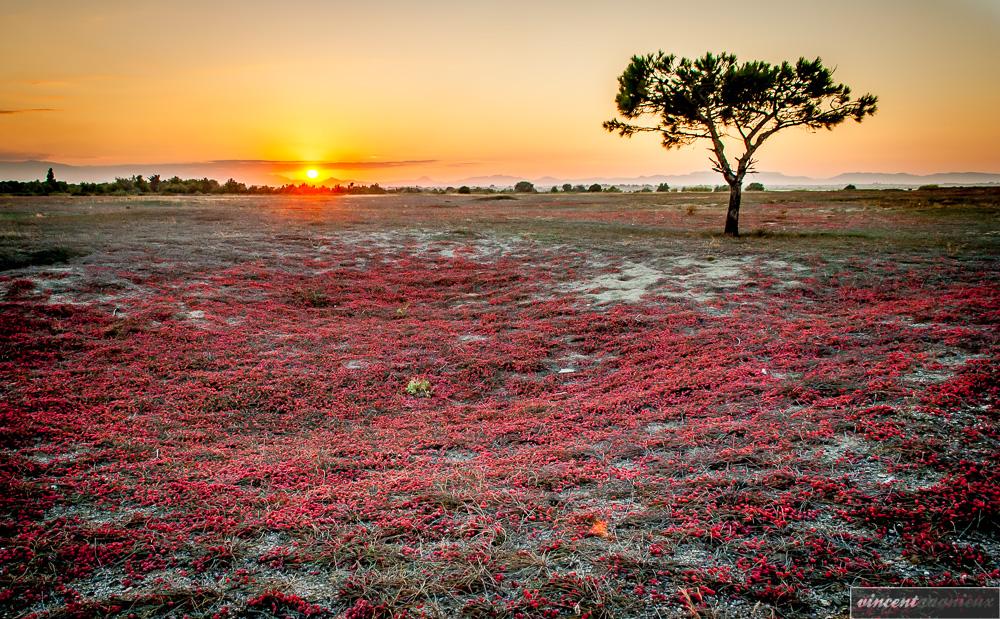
[{"left": 0, "top": 192, "right": 997, "bottom": 617}]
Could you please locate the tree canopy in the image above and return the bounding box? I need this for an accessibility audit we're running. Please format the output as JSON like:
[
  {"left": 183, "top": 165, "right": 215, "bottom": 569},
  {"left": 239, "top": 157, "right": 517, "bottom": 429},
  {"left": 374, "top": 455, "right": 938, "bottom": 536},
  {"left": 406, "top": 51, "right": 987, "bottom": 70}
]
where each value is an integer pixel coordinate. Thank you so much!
[{"left": 604, "top": 52, "right": 877, "bottom": 234}]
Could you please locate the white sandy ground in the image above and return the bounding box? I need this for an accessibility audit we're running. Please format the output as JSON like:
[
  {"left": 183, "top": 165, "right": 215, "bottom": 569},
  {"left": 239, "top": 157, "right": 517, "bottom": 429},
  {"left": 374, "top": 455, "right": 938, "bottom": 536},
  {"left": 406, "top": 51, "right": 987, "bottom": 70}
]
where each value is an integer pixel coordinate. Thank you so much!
[{"left": 561, "top": 256, "right": 760, "bottom": 305}]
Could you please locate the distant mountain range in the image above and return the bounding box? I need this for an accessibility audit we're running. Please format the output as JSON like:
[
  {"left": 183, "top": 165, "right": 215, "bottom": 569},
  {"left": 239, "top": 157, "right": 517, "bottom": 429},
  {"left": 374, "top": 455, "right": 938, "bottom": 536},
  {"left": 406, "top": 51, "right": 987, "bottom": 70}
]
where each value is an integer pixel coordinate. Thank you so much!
[
  {"left": 437, "top": 171, "right": 1000, "bottom": 190},
  {"left": 1, "top": 159, "right": 998, "bottom": 190}
]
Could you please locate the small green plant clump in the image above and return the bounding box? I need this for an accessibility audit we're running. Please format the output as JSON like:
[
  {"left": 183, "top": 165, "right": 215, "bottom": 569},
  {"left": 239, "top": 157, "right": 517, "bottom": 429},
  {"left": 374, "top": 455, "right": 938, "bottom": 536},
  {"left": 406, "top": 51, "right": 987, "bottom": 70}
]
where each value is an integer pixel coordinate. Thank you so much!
[
  {"left": 406, "top": 378, "right": 432, "bottom": 397},
  {"left": 745, "top": 182, "right": 765, "bottom": 191}
]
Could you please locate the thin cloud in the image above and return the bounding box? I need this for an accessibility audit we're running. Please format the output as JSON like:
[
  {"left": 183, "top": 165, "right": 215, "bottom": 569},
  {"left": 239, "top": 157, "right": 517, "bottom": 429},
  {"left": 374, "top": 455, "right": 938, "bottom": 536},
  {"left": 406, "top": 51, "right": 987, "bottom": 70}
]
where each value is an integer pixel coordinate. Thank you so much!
[
  {"left": 0, "top": 108, "right": 58, "bottom": 115},
  {"left": 0, "top": 150, "right": 50, "bottom": 161},
  {"left": 211, "top": 159, "right": 436, "bottom": 169}
]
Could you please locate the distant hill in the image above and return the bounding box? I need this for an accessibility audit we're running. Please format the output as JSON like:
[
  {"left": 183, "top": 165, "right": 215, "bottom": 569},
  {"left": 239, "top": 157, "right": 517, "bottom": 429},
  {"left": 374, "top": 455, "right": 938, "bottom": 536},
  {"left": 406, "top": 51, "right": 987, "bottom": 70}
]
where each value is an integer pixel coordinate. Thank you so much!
[
  {"left": 395, "top": 171, "right": 1000, "bottom": 190},
  {"left": 1, "top": 159, "right": 998, "bottom": 190}
]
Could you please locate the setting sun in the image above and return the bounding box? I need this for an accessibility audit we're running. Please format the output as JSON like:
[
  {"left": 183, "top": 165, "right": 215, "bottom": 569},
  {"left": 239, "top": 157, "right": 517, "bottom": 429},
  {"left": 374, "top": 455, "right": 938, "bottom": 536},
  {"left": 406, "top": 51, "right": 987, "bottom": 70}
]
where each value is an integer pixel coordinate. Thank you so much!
[{"left": 306, "top": 169, "right": 319, "bottom": 180}]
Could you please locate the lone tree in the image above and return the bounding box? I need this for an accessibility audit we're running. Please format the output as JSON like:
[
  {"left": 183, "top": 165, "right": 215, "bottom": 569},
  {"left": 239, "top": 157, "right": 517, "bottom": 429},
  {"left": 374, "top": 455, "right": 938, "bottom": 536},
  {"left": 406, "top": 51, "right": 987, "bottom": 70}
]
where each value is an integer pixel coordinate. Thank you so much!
[{"left": 604, "top": 52, "right": 877, "bottom": 235}]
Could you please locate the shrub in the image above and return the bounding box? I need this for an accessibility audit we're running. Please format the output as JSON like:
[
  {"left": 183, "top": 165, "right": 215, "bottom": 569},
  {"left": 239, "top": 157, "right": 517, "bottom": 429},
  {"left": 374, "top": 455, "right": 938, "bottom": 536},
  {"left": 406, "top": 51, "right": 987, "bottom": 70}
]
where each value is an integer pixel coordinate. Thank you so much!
[
  {"left": 843, "top": 184, "right": 857, "bottom": 191},
  {"left": 656, "top": 183, "right": 670, "bottom": 192},
  {"left": 457, "top": 186, "right": 471, "bottom": 194},
  {"left": 562, "top": 183, "right": 573, "bottom": 192},
  {"left": 514, "top": 181, "right": 535, "bottom": 193},
  {"left": 587, "top": 183, "right": 603, "bottom": 192},
  {"left": 746, "top": 182, "right": 765, "bottom": 191},
  {"left": 918, "top": 184, "right": 940, "bottom": 191},
  {"left": 406, "top": 378, "right": 432, "bottom": 397},
  {"left": 293, "top": 288, "right": 331, "bottom": 307},
  {"left": 0, "top": 246, "right": 78, "bottom": 271}
]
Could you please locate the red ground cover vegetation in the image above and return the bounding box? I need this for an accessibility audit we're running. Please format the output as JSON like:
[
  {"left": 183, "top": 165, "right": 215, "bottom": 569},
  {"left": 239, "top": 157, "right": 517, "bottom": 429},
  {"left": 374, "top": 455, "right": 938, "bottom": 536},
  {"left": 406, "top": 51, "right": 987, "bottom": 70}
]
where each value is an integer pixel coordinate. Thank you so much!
[{"left": 0, "top": 193, "right": 997, "bottom": 617}]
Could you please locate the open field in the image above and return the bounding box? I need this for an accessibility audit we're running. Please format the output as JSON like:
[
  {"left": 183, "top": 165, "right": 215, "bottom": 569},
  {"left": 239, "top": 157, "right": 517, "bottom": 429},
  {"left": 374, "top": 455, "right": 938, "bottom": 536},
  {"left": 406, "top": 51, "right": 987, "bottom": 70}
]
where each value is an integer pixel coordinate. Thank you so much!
[{"left": 1, "top": 189, "right": 998, "bottom": 618}]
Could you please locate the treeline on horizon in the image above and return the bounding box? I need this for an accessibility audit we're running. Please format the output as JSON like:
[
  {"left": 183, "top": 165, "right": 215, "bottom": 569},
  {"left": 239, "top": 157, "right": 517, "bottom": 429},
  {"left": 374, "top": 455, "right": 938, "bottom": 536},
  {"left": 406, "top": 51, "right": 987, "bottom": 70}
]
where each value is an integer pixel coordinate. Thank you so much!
[
  {"left": 0, "top": 171, "right": 771, "bottom": 196},
  {"left": 0, "top": 169, "right": 959, "bottom": 197},
  {"left": 0, "top": 170, "right": 390, "bottom": 196}
]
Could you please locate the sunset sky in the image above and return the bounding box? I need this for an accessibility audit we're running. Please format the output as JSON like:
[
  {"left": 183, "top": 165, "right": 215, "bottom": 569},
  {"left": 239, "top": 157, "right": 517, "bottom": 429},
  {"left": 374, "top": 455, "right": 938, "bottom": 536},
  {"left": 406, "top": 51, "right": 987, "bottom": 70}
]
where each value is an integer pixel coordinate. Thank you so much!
[{"left": 1, "top": 0, "right": 998, "bottom": 185}]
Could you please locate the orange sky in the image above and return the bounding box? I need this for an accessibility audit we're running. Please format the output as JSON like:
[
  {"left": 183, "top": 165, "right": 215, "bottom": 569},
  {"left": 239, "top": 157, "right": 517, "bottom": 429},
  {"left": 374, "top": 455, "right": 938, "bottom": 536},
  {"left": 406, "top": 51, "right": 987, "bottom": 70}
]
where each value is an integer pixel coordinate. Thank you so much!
[{"left": 1, "top": 0, "right": 998, "bottom": 184}]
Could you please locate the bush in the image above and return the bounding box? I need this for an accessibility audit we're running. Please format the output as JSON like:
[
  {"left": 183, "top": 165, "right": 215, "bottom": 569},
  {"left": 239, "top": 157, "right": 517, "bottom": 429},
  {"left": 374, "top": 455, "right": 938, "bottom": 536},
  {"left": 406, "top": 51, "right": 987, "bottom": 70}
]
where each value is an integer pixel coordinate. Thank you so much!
[
  {"left": 843, "top": 184, "right": 857, "bottom": 191},
  {"left": 656, "top": 183, "right": 670, "bottom": 192},
  {"left": 514, "top": 181, "right": 535, "bottom": 193},
  {"left": 562, "top": 183, "right": 573, "bottom": 192},
  {"left": 745, "top": 182, "right": 765, "bottom": 191},
  {"left": 0, "top": 247, "right": 79, "bottom": 271},
  {"left": 457, "top": 186, "right": 471, "bottom": 194},
  {"left": 681, "top": 185, "right": 713, "bottom": 192},
  {"left": 918, "top": 184, "right": 940, "bottom": 191},
  {"left": 549, "top": 185, "right": 559, "bottom": 193},
  {"left": 406, "top": 378, "right": 432, "bottom": 397},
  {"left": 587, "top": 183, "right": 602, "bottom": 193}
]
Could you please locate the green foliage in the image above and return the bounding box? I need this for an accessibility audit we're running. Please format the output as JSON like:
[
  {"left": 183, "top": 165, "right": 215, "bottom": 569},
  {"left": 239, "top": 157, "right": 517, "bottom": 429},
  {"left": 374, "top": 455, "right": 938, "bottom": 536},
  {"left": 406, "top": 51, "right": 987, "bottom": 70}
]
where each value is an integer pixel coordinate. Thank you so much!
[
  {"left": 745, "top": 182, "right": 765, "bottom": 191},
  {"left": 605, "top": 52, "right": 877, "bottom": 160},
  {"left": 604, "top": 51, "right": 877, "bottom": 234},
  {"left": 406, "top": 378, "right": 432, "bottom": 397},
  {"left": 587, "top": 183, "right": 603, "bottom": 193},
  {"left": 562, "top": 183, "right": 573, "bottom": 192},
  {"left": 549, "top": 185, "right": 559, "bottom": 193},
  {"left": 655, "top": 183, "right": 671, "bottom": 192},
  {"left": 514, "top": 181, "right": 535, "bottom": 193},
  {"left": 844, "top": 184, "right": 857, "bottom": 191},
  {"left": 713, "top": 185, "right": 729, "bottom": 192},
  {"left": 457, "top": 186, "right": 471, "bottom": 194},
  {"left": 222, "top": 178, "right": 248, "bottom": 194},
  {"left": 0, "top": 176, "right": 387, "bottom": 196},
  {"left": 918, "top": 184, "right": 940, "bottom": 191},
  {"left": 681, "top": 185, "right": 713, "bottom": 192}
]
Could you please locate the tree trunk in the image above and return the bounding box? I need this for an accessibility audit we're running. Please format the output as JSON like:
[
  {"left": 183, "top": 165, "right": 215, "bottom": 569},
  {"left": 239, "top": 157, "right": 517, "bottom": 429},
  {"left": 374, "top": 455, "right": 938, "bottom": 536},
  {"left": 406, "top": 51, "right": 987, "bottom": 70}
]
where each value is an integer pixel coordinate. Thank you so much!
[{"left": 724, "top": 182, "right": 742, "bottom": 236}]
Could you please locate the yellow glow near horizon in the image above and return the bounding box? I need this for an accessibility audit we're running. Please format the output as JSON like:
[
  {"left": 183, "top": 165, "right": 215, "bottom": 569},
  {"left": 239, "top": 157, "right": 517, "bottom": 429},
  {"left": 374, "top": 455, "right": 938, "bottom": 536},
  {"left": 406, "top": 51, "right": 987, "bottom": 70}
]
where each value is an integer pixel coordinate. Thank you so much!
[
  {"left": 0, "top": 1, "right": 997, "bottom": 181},
  {"left": 306, "top": 169, "right": 319, "bottom": 180}
]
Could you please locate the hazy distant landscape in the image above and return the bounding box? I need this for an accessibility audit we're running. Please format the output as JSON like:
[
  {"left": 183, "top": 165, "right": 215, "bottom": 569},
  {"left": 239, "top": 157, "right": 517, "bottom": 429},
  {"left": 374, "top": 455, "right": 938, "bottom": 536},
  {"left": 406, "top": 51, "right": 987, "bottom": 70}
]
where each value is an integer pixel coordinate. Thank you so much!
[{"left": 2, "top": 159, "right": 999, "bottom": 190}]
